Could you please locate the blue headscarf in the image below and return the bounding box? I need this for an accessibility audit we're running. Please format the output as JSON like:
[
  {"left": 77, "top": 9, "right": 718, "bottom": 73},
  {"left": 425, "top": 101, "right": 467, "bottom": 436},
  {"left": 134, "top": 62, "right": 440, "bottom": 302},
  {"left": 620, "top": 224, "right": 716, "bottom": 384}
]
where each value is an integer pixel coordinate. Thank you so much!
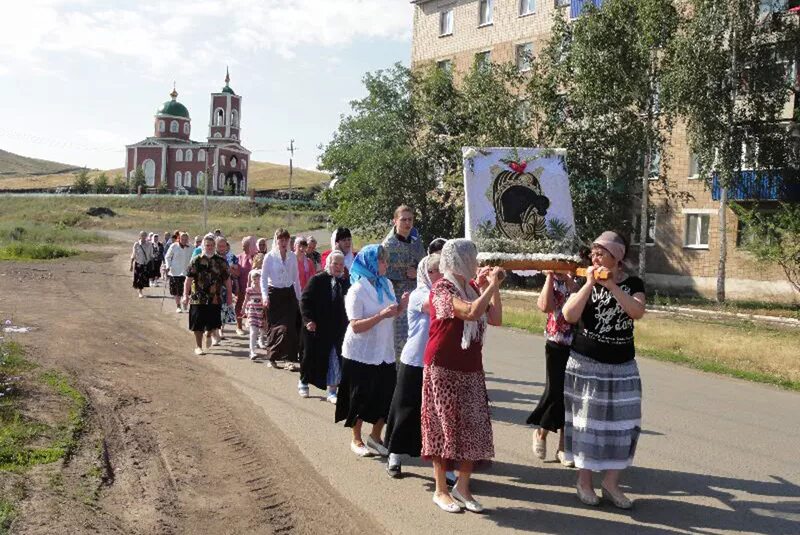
[{"left": 350, "top": 244, "right": 394, "bottom": 304}]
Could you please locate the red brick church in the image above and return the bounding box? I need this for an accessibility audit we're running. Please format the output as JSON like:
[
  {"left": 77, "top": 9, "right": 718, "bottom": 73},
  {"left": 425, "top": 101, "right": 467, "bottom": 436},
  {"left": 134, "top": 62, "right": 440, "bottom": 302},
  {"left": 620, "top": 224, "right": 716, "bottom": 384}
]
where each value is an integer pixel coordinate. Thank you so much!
[{"left": 124, "top": 69, "right": 250, "bottom": 194}]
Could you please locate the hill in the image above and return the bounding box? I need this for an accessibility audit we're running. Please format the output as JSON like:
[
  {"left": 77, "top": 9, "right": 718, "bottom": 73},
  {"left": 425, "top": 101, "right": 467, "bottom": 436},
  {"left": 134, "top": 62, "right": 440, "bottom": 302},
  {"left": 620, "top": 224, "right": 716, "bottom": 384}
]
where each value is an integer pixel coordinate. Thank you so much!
[
  {"left": 0, "top": 148, "right": 329, "bottom": 191},
  {"left": 0, "top": 149, "right": 83, "bottom": 177}
]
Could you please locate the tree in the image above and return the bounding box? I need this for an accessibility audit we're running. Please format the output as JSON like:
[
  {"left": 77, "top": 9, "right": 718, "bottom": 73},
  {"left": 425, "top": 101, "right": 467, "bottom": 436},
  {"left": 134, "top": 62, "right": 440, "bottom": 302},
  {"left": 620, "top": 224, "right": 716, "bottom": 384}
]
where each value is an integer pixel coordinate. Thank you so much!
[
  {"left": 320, "top": 61, "right": 537, "bottom": 242},
  {"left": 93, "top": 172, "right": 109, "bottom": 194},
  {"left": 663, "top": 0, "right": 800, "bottom": 301},
  {"left": 72, "top": 169, "right": 91, "bottom": 194},
  {"left": 112, "top": 174, "right": 127, "bottom": 193},
  {"left": 528, "top": 0, "right": 678, "bottom": 263},
  {"left": 733, "top": 202, "right": 800, "bottom": 292},
  {"left": 130, "top": 166, "right": 146, "bottom": 194}
]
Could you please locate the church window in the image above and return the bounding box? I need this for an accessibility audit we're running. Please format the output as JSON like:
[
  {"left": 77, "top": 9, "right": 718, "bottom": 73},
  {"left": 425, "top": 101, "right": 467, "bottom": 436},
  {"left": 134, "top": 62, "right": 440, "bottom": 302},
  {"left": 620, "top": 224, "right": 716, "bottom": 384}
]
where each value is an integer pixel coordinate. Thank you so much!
[
  {"left": 198, "top": 149, "right": 206, "bottom": 162},
  {"left": 143, "top": 159, "right": 156, "bottom": 187},
  {"left": 183, "top": 122, "right": 190, "bottom": 135},
  {"left": 232, "top": 134, "right": 237, "bottom": 140},
  {"left": 213, "top": 132, "right": 222, "bottom": 138},
  {"left": 185, "top": 149, "right": 193, "bottom": 162},
  {"left": 170, "top": 120, "right": 179, "bottom": 133},
  {"left": 221, "top": 155, "right": 226, "bottom": 166},
  {"left": 175, "top": 171, "right": 182, "bottom": 188},
  {"left": 230, "top": 156, "right": 238, "bottom": 168},
  {"left": 218, "top": 171, "right": 225, "bottom": 190},
  {"left": 183, "top": 171, "right": 192, "bottom": 188},
  {"left": 158, "top": 120, "right": 165, "bottom": 132},
  {"left": 215, "top": 108, "right": 225, "bottom": 126},
  {"left": 176, "top": 149, "right": 183, "bottom": 162},
  {"left": 231, "top": 109, "right": 239, "bottom": 127},
  {"left": 242, "top": 159, "right": 247, "bottom": 169},
  {"left": 197, "top": 171, "right": 205, "bottom": 189}
]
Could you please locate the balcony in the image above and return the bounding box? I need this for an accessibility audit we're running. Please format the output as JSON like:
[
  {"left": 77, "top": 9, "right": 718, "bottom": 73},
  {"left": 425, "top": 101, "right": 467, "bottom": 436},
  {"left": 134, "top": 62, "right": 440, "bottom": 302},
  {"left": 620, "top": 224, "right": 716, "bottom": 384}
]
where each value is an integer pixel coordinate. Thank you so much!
[
  {"left": 570, "top": 0, "right": 603, "bottom": 19},
  {"left": 711, "top": 169, "right": 800, "bottom": 201}
]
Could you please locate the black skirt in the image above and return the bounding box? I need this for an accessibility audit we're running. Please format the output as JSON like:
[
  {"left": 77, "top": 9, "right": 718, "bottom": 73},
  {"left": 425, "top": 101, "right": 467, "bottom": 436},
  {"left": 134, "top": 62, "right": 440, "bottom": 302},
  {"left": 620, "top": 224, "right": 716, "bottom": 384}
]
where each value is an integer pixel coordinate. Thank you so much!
[
  {"left": 385, "top": 362, "right": 424, "bottom": 457},
  {"left": 526, "top": 341, "right": 570, "bottom": 431},
  {"left": 265, "top": 286, "right": 299, "bottom": 363},
  {"left": 168, "top": 275, "right": 186, "bottom": 296},
  {"left": 335, "top": 359, "right": 396, "bottom": 427},
  {"left": 132, "top": 263, "right": 150, "bottom": 289},
  {"left": 189, "top": 304, "right": 222, "bottom": 332}
]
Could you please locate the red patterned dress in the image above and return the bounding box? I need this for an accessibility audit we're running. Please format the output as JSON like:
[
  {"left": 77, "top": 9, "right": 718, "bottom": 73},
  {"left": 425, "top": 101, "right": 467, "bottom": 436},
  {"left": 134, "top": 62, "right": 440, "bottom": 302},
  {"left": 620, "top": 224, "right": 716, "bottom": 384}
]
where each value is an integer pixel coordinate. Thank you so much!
[{"left": 420, "top": 278, "right": 494, "bottom": 468}]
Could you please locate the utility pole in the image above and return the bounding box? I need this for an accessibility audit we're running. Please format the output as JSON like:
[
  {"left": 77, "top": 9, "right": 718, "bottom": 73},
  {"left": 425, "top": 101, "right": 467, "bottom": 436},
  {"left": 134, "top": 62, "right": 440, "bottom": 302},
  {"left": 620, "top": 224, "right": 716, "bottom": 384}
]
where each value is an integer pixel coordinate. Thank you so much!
[{"left": 288, "top": 139, "right": 296, "bottom": 226}]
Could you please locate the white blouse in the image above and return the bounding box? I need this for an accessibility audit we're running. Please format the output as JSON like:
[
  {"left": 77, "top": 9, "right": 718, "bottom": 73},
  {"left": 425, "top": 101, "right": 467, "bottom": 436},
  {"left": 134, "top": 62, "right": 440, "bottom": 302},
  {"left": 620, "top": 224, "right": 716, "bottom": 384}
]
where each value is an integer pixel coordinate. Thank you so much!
[
  {"left": 164, "top": 242, "right": 193, "bottom": 277},
  {"left": 131, "top": 241, "right": 154, "bottom": 265},
  {"left": 341, "top": 279, "right": 397, "bottom": 365}
]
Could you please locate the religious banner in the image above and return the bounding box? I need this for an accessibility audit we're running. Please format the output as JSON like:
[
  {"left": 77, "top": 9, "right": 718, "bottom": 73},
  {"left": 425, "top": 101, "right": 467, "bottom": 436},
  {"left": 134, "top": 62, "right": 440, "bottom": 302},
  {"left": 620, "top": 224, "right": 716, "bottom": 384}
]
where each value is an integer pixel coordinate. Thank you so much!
[{"left": 462, "top": 147, "right": 581, "bottom": 272}]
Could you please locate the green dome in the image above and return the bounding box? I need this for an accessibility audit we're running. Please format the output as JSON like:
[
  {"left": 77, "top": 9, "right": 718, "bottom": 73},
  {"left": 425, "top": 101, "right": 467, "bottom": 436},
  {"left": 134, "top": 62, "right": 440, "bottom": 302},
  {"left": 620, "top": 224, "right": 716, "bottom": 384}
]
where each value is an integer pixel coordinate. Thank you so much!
[
  {"left": 221, "top": 84, "right": 235, "bottom": 95},
  {"left": 157, "top": 99, "right": 190, "bottom": 119}
]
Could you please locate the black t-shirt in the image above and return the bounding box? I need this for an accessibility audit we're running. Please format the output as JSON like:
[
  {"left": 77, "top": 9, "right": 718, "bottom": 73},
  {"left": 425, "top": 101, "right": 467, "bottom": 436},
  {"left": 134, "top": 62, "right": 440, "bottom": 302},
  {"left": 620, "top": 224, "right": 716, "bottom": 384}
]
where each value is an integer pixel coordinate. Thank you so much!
[{"left": 571, "top": 276, "right": 645, "bottom": 365}]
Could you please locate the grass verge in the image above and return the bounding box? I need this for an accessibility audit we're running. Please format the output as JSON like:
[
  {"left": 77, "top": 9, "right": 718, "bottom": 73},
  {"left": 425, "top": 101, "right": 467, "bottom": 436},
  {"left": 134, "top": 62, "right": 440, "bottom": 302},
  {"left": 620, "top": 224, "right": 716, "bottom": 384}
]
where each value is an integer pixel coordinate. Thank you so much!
[
  {"left": 0, "top": 499, "right": 14, "bottom": 535},
  {"left": 0, "top": 243, "right": 78, "bottom": 260},
  {"left": 501, "top": 294, "right": 800, "bottom": 392}
]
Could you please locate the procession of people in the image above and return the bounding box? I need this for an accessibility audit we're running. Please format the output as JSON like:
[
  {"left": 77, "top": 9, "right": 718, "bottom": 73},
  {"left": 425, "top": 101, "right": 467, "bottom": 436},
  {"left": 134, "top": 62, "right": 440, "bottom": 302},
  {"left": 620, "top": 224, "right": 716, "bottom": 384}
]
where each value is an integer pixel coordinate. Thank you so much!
[{"left": 129, "top": 209, "right": 645, "bottom": 514}]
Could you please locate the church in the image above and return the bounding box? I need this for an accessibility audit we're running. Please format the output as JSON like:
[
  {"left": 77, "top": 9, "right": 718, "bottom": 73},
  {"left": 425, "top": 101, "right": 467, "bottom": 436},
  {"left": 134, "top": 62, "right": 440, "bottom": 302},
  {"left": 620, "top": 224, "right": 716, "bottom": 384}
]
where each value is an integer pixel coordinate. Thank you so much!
[{"left": 124, "top": 69, "right": 250, "bottom": 194}]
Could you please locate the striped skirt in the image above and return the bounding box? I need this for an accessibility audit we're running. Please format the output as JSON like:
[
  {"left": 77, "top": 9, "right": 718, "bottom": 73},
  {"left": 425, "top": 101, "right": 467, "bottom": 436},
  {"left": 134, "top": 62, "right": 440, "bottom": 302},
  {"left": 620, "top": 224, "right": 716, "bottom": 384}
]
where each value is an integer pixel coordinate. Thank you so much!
[{"left": 563, "top": 351, "right": 642, "bottom": 472}]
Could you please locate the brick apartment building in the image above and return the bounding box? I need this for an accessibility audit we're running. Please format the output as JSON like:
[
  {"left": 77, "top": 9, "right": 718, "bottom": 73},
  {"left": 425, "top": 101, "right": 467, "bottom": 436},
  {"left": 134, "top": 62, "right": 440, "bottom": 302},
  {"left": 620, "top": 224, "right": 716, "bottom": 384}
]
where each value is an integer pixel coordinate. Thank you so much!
[{"left": 411, "top": 0, "right": 799, "bottom": 301}]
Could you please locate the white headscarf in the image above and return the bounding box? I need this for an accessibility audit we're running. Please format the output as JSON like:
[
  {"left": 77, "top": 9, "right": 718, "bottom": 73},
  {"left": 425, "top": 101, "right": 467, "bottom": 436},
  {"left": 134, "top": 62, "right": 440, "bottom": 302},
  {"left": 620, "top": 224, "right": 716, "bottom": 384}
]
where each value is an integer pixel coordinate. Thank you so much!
[{"left": 440, "top": 239, "right": 485, "bottom": 349}]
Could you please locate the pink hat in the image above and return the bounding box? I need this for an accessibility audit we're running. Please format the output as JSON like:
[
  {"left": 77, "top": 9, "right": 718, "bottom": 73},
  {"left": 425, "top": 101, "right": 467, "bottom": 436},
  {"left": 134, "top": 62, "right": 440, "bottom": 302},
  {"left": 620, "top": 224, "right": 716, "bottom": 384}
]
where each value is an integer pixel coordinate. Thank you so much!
[{"left": 592, "top": 231, "right": 626, "bottom": 262}]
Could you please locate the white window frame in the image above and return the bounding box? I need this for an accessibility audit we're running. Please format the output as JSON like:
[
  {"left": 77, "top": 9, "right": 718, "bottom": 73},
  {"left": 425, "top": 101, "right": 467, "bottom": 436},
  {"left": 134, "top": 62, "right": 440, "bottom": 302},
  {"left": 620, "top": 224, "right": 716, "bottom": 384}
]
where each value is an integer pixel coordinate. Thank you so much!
[
  {"left": 175, "top": 149, "right": 183, "bottom": 162},
  {"left": 158, "top": 120, "right": 165, "bottom": 132},
  {"left": 175, "top": 171, "right": 182, "bottom": 188},
  {"left": 688, "top": 151, "right": 700, "bottom": 179},
  {"left": 214, "top": 108, "right": 225, "bottom": 126},
  {"left": 520, "top": 0, "right": 536, "bottom": 16},
  {"left": 142, "top": 159, "right": 156, "bottom": 187},
  {"left": 196, "top": 171, "right": 205, "bottom": 189},
  {"left": 231, "top": 109, "right": 238, "bottom": 127},
  {"left": 213, "top": 132, "right": 222, "bottom": 138},
  {"left": 221, "top": 155, "right": 226, "bottom": 166},
  {"left": 218, "top": 171, "right": 225, "bottom": 191},
  {"left": 242, "top": 159, "right": 247, "bottom": 169},
  {"left": 683, "top": 210, "right": 713, "bottom": 249},
  {"left": 516, "top": 42, "right": 534, "bottom": 72},
  {"left": 183, "top": 122, "right": 190, "bottom": 135},
  {"left": 170, "top": 120, "right": 179, "bottom": 133},
  {"left": 475, "top": 50, "right": 492, "bottom": 70},
  {"left": 230, "top": 156, "right": 238, "bottom": 168},
  {"left": 632, "top": 211, "right": 657, "bottom": 247},
  {"left": 479, "top": 0, "right": 493, "bottom": 26},
  {"left": 198, "top": 149, "right": 206, "bottom": 162},
  {"left": 554, "top": 0, "right": 570, "bottom": 7},
  {"left": 183, "top": 171, "right": 192, "bottom": 188},
  {"left": 439, "top": 9, "right": 454, "bottom": 36},
  {"left": 648, "top": 147, "right": 661, "bottom": 180},
  {"left": 186, "top": 149, "right": 193, "bottom": 162}
]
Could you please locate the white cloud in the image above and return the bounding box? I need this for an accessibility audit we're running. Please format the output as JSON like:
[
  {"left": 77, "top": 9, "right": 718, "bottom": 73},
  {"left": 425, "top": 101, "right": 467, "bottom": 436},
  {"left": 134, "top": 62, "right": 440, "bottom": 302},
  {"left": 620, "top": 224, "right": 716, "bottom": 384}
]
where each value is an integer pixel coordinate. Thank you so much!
[{"left": 0, "top": 0, "right": 412, "bottom": 75}]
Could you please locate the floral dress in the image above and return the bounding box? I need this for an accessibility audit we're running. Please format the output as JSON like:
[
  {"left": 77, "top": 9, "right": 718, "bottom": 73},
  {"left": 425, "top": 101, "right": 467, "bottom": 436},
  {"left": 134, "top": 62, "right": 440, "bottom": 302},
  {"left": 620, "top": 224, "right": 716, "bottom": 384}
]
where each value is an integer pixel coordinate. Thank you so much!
[{"left": 220, "top": 252, "right": 239, "bottom": 324}]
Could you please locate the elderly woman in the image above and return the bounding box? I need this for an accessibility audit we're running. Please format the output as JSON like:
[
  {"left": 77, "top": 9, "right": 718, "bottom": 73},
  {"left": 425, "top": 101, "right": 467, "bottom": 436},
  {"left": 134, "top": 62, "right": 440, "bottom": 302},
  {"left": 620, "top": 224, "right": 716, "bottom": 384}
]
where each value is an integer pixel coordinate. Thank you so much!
[
  {"left": 384, "top": 253, "right": 441, "bottom": 478},
  {"left": 182, "top": 234, "right": 232, "bottom": 355},
  {"left": 382, "top": 205, "right": 426, "bottom": 359},
  {"left": 130, "top": 231, "right": 154, "bottom": 298},
  {"left": 335, "top": 245, "right": 409, "bottom": 458},
  {"left": 260, "top": 229, "right": 302, "bottom": 369},
  {"left": 562, "top": 231, "right": 645, "bottom": 510},
  {"left": 421, "top": 239, "right": 504, "bottom": 513},
  {"left": 236, "top": 236, "right": 256, "bottom": 336},
  {"left": 150, "top": 233, "right": 165, "bottom": 286},
  {"left": 306, "top": 236, "right": 322, "bottom": 272},
  {"left": 298, "top": 251, "right": 351, "bottom": 402}
]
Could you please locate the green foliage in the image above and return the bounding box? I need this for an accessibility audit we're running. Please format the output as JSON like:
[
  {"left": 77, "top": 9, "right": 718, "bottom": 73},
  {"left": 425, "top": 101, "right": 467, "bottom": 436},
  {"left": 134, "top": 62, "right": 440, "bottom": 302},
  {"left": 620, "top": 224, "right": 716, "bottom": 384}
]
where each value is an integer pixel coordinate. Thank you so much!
[
  {"left": 0, "top": 243, "right": 78, "bottom": 260},
  {"left": 0, "top": 499, "right": 14, "bottom": 534},
  {"left": 529, "top": 0, "right": 678, "bottom": 241},
  {"left": 72, "top": 170, "right": 92, "bottom": 194},
  {"left": 93, "top": 172, "right": 109, "bottom": 194},
  {"left": 156, "top": 180, "right": 169, "bottom": 194},
  {"left": 733, "top": 202, "right": 800, "bottom": 292},
  {"left": 130, "top": 166, "right": 146, "bottom": 193},
  {"left": 112, "top": 174, "right": 127, "bottom": 194}
]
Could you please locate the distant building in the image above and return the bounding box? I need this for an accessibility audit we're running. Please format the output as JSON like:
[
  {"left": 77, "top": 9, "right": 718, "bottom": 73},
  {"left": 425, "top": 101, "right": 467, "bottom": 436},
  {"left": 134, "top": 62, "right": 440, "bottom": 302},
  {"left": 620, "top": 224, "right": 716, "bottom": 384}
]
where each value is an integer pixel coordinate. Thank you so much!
[
  {"left": 125, "top": 69, "right": 250, "bottom": 194},
  {"left": 411, "top": 0, "right": 799, "bottom": 301}
]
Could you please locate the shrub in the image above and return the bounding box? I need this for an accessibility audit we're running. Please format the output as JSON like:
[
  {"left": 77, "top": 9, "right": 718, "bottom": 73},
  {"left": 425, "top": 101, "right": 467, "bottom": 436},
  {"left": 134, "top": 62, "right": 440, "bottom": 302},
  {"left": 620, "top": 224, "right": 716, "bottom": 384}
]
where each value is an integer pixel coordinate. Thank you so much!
[{"left": 0, "top": 243, "right": 78, "bottom": 260}]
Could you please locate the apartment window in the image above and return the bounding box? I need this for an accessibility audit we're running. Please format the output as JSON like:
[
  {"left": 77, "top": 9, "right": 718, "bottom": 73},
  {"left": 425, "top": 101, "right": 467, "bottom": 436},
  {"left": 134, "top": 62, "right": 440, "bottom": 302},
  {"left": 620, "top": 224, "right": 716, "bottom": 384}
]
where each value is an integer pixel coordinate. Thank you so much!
[
  {"left": 479, "top": 0, "right": 493, "bottom": 26},
  {"left": 516, "top": 42, "right": 534, "bottom": 72},
  {"left": 736, "top": 210, "right": 777, "bottom": 248},
  {"left": 475, "top": 50, "right": 492, "bottom": 71},
  {"left": 437, "top": 59, "right": 453, "bottom": 73},
  {"left": 632, "top": 212, "right": 656, "bottom": 246},
  {"left": 520, "top": 0, "right": 536, "bottom": 15},
  {"left": 440, "top": 9, "right": 453, "bottom": 36},
  {"left": 555, "top": 0, "right": 571, "bottom": 7},
  {"left": 649, "top": 148, "right": 661, "bottom": 179},
  {"left": 684, "top": 213, "right": 710, "bottom": 248},
  {"left": 688, "top": 151, "right": 700, "bottom": 178}
]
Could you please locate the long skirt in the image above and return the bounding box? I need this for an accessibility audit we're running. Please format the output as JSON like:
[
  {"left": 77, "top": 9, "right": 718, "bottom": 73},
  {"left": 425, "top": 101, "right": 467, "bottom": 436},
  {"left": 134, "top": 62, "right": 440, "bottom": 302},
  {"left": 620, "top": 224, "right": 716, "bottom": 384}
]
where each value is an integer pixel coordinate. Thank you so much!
[
  {"left": 132, "top": 263, "right": 150, "bottom": 289},
  {"left": 420, "top": 364, "right": 494, "bottom": 469},
  {"left": 335, "top": 359, "right": 396, "bottom": 427},
  {"left": 264, "top": 286, "right": 298, "bottom": 363},
  {"left": 385, "top": 362, "right": 424, "bottom": 457},
  {"left": 526, "top": 341, "right": 570, "bottom": 431},
  {"left": 563, "top": 351, "right": 642, "bottom": 472},
  {"left": 168, "top": 275, "right": 185, "bottom": 297},
  {"left": 189, "top": 304, "right": 222, "bottom": 332}
]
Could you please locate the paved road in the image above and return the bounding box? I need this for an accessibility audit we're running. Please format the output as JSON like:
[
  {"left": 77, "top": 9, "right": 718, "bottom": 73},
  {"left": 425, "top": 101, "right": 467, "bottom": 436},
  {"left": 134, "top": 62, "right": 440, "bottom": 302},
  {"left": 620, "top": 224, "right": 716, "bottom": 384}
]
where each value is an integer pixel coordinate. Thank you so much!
[{"left": 187, "top": 319, "right": 799, "bottom": 534}]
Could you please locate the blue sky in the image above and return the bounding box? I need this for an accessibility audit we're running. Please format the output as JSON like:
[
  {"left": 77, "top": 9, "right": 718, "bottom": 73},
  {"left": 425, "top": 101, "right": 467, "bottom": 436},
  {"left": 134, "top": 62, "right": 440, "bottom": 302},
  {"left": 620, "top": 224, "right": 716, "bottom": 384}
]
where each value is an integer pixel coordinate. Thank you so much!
[{"left": 0, "top": 0, "right": 414, "bottom": 172}]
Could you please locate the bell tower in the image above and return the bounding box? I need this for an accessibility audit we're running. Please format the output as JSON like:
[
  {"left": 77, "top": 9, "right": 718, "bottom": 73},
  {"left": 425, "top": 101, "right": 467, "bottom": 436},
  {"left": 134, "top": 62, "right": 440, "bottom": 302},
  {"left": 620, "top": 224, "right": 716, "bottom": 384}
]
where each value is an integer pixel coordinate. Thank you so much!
[{"left": 208, "top": 68, "right": 242, "bottom": 144}]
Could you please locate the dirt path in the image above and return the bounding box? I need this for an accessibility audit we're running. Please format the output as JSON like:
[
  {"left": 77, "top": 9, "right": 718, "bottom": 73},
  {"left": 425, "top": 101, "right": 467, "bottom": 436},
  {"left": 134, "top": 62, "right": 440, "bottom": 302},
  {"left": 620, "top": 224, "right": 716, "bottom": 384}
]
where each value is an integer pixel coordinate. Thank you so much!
[{"left": 0, "top": 247, "right": 382, "bottom": 534}]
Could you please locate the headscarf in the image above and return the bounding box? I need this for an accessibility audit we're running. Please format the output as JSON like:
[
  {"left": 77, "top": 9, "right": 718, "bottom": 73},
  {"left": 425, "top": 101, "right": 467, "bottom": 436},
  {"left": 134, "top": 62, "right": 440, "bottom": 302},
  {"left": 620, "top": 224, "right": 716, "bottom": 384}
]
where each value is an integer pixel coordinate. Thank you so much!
[
  {"left": 592, "top": 231, "right": 626, "bottom": 262},
  {"left": 440, "top": 239, "right": 485, "bottom": 349},
  {"left": 331, "top": 227, "right": 355, "bottom": 269},
  {"left": 349, "top": 244, "right": 393, "bottom": 304}
]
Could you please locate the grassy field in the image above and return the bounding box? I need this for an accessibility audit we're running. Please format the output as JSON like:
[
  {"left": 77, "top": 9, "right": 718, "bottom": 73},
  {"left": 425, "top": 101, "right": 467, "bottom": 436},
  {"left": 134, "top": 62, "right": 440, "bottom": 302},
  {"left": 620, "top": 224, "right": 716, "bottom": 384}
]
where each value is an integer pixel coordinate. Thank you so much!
[
  {"left": 0, "top": 149, "right": 80, "bottom": 178},
  {"left": 0, "top": 196, "right": 328, "bottom": 251},
  {"left": 501, "top": 293, "right": 800, "bottom": 391},
  {"left": 0, "top": 161, "right": 329, "bottom": 192}
]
